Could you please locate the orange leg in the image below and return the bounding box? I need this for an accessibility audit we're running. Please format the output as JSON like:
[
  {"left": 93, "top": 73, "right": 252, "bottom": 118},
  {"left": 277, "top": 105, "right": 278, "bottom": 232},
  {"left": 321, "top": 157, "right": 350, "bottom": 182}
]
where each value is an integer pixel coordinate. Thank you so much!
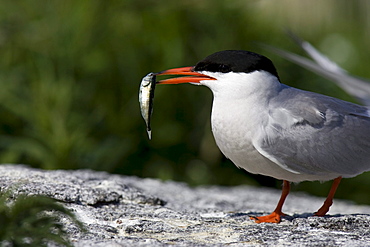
[
  {"left": 250, "top": 180, "right": 290, "bottom": 223},
  {"left": 314, "top": 176, "right": 342, "bottom": 216}
]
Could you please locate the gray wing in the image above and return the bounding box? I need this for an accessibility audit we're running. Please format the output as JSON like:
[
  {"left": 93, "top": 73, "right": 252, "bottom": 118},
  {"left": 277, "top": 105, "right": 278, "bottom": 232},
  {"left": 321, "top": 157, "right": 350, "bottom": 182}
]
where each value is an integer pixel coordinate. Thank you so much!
[
  {"left": 254, "top": 86, "right": 370, "bottom": 177},
  {"left": 262, "top": 36, "right": 370, "bottom": 106}
]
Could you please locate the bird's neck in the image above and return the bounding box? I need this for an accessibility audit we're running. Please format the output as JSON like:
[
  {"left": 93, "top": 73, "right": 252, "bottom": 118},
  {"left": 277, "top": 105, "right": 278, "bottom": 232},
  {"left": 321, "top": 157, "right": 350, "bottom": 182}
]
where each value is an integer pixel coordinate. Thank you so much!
[
  {"left": 209, "top": 72, "right": 282, "bottom": 152},
  {"left": 212, "top": 71, "right": 282, "bottom": 102}
]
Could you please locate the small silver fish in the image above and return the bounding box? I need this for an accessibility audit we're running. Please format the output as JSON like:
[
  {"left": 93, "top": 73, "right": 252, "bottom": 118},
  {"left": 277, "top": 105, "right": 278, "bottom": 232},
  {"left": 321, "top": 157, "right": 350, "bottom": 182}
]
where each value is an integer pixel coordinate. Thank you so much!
[{"left": 139, "top": 72, "right": 156, "bottom": 139}]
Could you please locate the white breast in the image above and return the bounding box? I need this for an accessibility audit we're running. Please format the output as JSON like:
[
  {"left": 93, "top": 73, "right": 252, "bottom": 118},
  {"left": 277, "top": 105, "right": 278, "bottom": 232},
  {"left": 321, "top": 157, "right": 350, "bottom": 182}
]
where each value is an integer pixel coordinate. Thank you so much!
[
  {"left": 210, "top": 96, "right": 338, "bottom": 182},
  {"left": 210, "top": 95, "right": 282, "bottom": 176},
  {"left": 201, "top": 70, "right": 338, "bottom": 182}
]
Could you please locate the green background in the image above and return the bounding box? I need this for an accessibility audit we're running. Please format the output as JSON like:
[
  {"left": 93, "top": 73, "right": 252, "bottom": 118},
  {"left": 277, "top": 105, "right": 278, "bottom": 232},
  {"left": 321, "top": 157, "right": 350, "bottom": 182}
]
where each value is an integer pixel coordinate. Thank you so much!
[{"left": 1, "top": 0, "right": 370, "bottom": 205}]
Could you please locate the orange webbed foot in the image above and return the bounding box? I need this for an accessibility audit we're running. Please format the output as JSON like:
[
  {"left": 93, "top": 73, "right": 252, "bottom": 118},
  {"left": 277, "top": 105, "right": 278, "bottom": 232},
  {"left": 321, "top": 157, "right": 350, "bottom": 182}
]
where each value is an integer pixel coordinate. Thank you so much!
[{"left": 250, "top": 211, "right": 285, "bottom": 223}]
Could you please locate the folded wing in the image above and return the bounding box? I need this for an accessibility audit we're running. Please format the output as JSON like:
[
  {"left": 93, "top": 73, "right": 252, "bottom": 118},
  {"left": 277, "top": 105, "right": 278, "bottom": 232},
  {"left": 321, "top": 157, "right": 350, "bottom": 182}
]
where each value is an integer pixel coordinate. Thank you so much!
[{"left": 254, "top": 86, "right": 370, "bottom": 178}]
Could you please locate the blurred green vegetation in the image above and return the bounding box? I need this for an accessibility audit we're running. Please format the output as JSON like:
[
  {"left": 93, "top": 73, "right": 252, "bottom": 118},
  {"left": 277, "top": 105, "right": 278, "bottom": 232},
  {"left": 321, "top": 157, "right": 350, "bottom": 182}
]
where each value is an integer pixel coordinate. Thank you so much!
[
  {"left": 0, "top": 0, "right": 370, "bottom": 205},
  {"left": 0, "top": 189, "right": 84, "bottom": 246}
]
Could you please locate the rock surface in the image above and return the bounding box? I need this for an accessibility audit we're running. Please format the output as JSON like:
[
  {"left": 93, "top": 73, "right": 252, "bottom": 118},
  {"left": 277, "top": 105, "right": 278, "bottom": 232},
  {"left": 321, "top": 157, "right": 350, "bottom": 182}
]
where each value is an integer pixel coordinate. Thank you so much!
[{"left": 1, "top": 164, "right": 370, "bottom": 246}]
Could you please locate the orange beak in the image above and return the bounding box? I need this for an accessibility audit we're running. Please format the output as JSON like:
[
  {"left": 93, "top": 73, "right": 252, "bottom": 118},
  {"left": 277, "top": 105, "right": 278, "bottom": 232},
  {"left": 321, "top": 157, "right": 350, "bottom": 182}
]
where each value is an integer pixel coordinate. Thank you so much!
[{"left": 156, "top": 66, "right": 215, "bottom": 84}]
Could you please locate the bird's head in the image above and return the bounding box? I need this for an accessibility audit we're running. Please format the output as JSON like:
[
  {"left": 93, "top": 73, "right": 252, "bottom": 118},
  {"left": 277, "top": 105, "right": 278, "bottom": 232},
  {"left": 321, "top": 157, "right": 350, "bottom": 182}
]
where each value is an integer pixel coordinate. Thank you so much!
[{"left": 156, "top": 50, "right": 281, "bottom": 97}]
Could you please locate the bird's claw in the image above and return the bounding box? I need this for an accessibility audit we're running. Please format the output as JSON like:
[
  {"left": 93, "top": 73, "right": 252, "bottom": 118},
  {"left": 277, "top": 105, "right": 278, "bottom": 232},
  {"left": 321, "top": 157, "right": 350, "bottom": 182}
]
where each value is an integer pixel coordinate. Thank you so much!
[{"left": 250, "top": 211, "right": 285, "bottom": 223}]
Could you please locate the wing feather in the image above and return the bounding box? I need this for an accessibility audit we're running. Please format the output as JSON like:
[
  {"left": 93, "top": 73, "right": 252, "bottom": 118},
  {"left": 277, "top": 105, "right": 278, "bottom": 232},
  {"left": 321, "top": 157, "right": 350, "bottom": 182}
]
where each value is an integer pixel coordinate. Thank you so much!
[{"left": 254, "top": 86, "right": 370, "bottom": 177}]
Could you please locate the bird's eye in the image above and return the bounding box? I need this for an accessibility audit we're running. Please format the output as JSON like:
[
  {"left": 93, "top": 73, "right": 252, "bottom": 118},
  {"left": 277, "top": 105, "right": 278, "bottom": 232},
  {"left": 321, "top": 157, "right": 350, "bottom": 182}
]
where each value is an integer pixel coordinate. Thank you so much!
[
  {"left": 194, "top": 62, "right": 231, "bottom": 73},
  {"left": 219, "top": 64, "right": 231, "bottom": 73}
]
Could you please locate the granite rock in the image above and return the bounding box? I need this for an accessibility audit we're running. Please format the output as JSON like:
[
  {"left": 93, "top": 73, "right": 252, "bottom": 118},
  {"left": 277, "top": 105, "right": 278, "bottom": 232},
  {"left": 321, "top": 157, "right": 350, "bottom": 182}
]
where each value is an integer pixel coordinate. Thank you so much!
[{"left": 1, "top": 164, "right": 370, "bottom": 246}]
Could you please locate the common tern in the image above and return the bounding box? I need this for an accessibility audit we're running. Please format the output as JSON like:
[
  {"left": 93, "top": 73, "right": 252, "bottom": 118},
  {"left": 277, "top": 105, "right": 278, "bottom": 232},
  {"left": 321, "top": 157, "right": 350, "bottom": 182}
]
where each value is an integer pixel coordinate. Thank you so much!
[
  {"left": 263, "top": 34, "right": 370, "bottom": 105},
  {"left": 155, "top": 50, "right": 370, "bottom": 223}
]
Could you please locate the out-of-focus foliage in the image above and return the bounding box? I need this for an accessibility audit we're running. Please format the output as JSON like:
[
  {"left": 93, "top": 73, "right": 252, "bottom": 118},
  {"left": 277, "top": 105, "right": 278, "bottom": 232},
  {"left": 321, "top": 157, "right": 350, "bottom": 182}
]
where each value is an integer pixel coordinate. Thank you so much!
[
  {"left": 0, "top": 189, "right": 84, "bottom": 246},
  {"left": 0, "top": 0, "right": 370, "bottom": 204}
]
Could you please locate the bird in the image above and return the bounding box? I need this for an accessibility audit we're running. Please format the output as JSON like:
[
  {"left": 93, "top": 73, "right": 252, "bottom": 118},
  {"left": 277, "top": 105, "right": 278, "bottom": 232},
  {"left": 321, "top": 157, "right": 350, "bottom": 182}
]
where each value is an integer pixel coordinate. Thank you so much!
[
  {"left": 155, "top": 50, "right": 370, "bottom": 223},
  {"left": 262, "top": 33, "right": 370, "bottom": 106},
  {"left": 260, "top": 31, "right": 370, "bottom": 106}
]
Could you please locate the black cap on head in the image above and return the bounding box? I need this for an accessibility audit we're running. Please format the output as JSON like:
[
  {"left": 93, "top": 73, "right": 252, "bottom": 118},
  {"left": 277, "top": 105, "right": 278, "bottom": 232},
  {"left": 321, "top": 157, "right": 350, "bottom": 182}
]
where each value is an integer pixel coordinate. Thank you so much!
[{"left": 194, "top": 50, "right": 280, "bottom": 80}]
